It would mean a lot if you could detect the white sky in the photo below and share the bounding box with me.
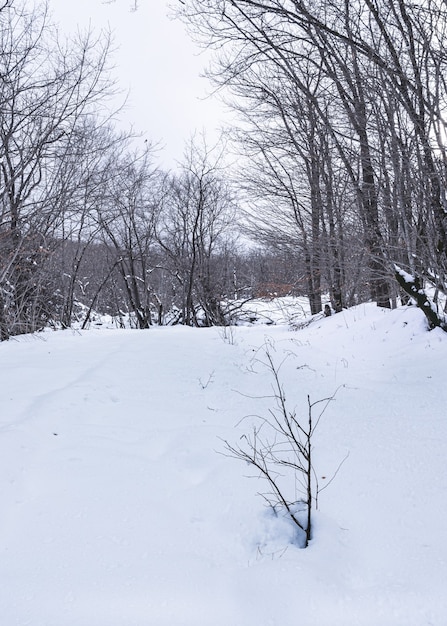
[48,0,226,167]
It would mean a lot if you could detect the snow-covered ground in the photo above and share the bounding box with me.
[1,302,446,625]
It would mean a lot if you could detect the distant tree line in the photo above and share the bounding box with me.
[2,0,447,339]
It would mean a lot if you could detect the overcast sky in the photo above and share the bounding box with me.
[49,0,226,167]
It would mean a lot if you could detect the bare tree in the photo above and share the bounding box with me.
[231,68,352,314]
[0,0,115,338]
[97,145,164,328]
[50,121,131,328]
[156,135,237,326]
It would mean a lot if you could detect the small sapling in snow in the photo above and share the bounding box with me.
[224,345,342,548]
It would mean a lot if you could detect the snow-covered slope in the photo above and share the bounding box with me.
[1,303,446,625]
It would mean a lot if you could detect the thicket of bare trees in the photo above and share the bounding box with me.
[0,1,248,337]
[179,0,447,318]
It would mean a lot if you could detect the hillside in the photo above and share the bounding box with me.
[0,303,446,625]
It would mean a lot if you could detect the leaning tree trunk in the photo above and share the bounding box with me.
[395,265,447,331]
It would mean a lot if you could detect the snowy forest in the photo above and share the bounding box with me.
[1,0,447,339]
[2,2,447,623]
